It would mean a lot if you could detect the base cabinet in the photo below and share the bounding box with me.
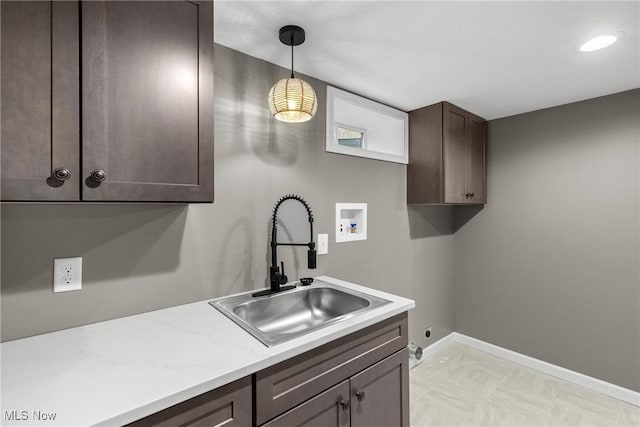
[256,313,408,426]
[263,349,409,427]
[127,313,409,427]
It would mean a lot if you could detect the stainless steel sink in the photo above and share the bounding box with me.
[209,280,391,346]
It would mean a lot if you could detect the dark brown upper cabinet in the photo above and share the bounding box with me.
[0,1,214,203]
[81,1,213,202]
[1,1,80,201]
[407,101,486,205]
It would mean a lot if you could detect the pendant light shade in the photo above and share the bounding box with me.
[268,78,317,123]
[268,25,317,123]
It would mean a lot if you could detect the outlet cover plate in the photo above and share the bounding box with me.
[54,257,82,293]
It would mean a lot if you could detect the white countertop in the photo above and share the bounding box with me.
[1,276,414,426]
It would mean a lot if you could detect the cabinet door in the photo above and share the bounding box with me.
[127,376,251,427]
[467,113,486,204]
[442,102,468,204]
[262,380,350,427]
[1,1,79,201]
[81,1,214,202]
[350,348,409,427]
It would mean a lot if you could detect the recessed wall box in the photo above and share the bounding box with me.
[335,203,367,243]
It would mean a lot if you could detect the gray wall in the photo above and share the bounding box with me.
[454,89,640,392]
[6,43,635,393]
[1,45,455,346]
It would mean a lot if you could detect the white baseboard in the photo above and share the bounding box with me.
[416,332,640,407]
[409,332,457,369]
[420,332,458,359]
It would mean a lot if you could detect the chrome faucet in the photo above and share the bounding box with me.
[253,194,316,297]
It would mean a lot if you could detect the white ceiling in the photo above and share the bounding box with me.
[214,1,639,120]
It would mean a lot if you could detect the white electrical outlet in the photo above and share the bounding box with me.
[54,257,82,293]
[318,233,328,255]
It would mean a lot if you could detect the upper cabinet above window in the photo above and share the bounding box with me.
[326,86,409,164]
[1,1,214,203]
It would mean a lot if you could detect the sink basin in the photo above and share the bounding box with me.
[209,280,391,346]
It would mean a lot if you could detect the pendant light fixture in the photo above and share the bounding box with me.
[268,25,317,123]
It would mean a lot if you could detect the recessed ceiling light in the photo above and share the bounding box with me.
[579,35,618,52]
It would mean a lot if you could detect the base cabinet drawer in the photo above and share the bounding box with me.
[127,376,252,427]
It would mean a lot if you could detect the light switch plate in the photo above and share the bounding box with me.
[54,257,82,293]
[318,234,328,255]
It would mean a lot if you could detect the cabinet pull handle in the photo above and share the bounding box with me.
[52,167,71,181]
[339,400,350,410]
[355,391,366,401]
[470,192,475,198]
[90,169,106,182]
[465,192,471,198]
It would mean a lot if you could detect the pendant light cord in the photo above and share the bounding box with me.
[290,35,295,78]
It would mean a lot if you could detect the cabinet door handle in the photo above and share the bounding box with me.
[339,400,350,410]
[52,167,71,181]
[90,169,106,182]
[465,192,471,198]
[355,391,366,401]
[470,192,475,198]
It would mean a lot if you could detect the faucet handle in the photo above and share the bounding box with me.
[279,262,288,284]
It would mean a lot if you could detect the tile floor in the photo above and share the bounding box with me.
[410,342,640,427]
